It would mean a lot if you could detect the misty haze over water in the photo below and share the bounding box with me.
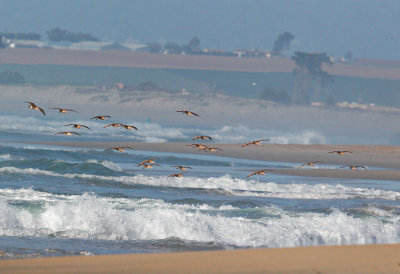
[1,0,400,59]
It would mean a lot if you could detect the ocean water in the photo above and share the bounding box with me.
[0,113,399,259]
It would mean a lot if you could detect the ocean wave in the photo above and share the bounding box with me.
[1,167,399,200]
[0,193,398,247]
[0,114,329,144]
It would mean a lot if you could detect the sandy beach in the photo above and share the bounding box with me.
[1,244,400,273]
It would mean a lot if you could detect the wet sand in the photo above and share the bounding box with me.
[26,141,400,180]
[1,244,400,273]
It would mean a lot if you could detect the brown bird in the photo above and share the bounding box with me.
[187,144,209,151]
[247,169,269,178]
[64,124,91,130]
[138,158,160,166]
[90,115,111,120]
[171,165,192,171]
[329,150,352,155]
[177,110,199,117]
[25,102,45,115]
[120,124,138,130]
[168,172,185,178]
[298,161,318,168]
[104,123,122,128]
[205,147,222,152]
[49,107,78,113]
[193,135,212,141]
[105,147,134,152]
[140,163,159,169]
[54,131,80,136]
[339,165,367,170]
[241,139,270,147]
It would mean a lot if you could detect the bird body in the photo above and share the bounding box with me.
[26,102,45,115]
[329,150,352,155]
[138,158,160,166]
[298,161,318,168]
[105,147,134,152]
[247,169,269,177]
[120,124,138,130]
[188,144,209,151]
[206,147,222,152]
[91,115,111,120]
[54,131,80,136]
[340,165,367,170]
[241,139,270,147]
[140,163,159,169]
[177,110,199,117]
[168,172,184,178]
[193,135,212,141]
[104,123,121,128]
[171,165,192,171]
[64,124,91,130]
[49,107,78,113]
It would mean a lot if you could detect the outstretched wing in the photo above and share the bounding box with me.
[38,107,46,115]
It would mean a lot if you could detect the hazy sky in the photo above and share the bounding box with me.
[1,0,400,60]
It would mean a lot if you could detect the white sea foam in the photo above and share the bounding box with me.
[210,125,326,144]
[1,167,399,200]
[0,193,398,247]
[86,160,122,172]
[0,154,11,160]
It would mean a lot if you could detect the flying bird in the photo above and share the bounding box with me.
[328,150,352,155]
[140,163,159,169]
[339,165,367,170]
[25,102,45,115]
[241,139,270,147]
[105,147,134,152]
[64,124,91,130]
[298,161,318,168]
[138,158,160,166]
[187,144,209,151]
[49,107,78,113]
[104,123,122,128]
[120,124,138,130]
[54,131,80,136]
[168,172,185,178]
[171,165,192,171]
[90,115,111,120]
[176,110,199,117]
[193,135,212,141]
[247,169,270,178]
[205,147,222,152]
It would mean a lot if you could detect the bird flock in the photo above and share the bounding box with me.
[26,102,367,178]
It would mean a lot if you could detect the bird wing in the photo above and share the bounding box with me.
[83,125,91,130]
[26,102,36,107]
[193,136,200,140]
[67,109,78,113]
[241,143,250,147]
[297,163,307,168]
[39,107,46,115]
[191,112,200,117]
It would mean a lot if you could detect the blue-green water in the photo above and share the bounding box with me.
[0,140,399,259]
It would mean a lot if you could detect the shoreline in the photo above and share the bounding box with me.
[22,141,400,181]
[1,244,400,273]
